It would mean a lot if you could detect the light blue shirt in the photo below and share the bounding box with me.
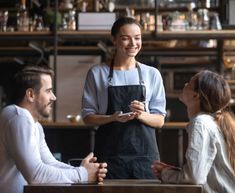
[161,113,235,193]
[81,62,166,118]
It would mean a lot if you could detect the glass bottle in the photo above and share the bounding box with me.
[197,9,209,30]
[187,2,197,30]
[210,12,222,30]
[17,0,29,31]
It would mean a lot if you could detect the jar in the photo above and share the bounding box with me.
[197,9,209,30]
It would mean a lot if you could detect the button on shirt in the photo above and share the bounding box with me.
[161,114,235,193]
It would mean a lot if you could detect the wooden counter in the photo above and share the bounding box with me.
[40,122,188,166]
[24,180,202,193]
[41,121,188,130]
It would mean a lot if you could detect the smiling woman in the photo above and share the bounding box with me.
[81,17,166,179]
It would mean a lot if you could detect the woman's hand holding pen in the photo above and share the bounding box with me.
[129,100,146,119]
[129,100,164,128]
[111,100,145,123]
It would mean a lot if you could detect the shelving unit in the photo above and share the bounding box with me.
[0,30,232,126]
[1,29,235,99]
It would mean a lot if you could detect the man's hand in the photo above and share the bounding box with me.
[81,152,107,183]
[97,162,108,184]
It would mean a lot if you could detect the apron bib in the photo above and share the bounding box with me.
[95,62,160,179]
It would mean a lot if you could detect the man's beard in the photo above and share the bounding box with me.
[36,102,52,119]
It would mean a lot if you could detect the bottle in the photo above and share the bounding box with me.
[197,9,209,30]
[17,0,29,31]
[187,2,197,30]
[68,10,76,31]
[0,11,8,32]
[210,12,222,30]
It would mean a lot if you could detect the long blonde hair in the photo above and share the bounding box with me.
[194,70,235,174]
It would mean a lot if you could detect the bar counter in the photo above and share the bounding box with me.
[24,179,202,193]
[41,121,188,129]
[41,121,188,166]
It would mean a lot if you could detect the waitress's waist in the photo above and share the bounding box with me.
[95,155,158,160]
[94,143,159,157]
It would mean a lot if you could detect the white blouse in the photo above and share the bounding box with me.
[161,113,235,193]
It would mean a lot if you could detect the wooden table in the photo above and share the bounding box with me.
[24,179,203,193]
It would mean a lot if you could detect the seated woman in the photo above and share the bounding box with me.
[152,70,235,193]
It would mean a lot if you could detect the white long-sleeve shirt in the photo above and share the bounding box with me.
[161,113,235,193]
[0,105,88,193]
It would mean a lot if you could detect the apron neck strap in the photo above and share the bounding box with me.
[108,59,114,81]
[136,63,144,85]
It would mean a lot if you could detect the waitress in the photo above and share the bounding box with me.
[81,17,166,179]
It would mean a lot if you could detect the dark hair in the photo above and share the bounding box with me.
[12,65,54,104]
[193,70,235,173]
[111,17,142,37]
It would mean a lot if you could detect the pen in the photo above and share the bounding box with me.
[140,101,146,111]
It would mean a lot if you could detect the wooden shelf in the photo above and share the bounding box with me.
[1,30,235,41]
[0,31,53,41]
[55,30,235,40]
[155,30,235,40]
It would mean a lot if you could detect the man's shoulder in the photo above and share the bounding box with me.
[1,105,17,116]
[1,105,32,123]
[0,105,18,129]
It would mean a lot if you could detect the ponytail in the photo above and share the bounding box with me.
[215,111,235,174]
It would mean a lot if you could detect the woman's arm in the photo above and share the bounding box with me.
[129,100,165,128]
[159,119,217,184]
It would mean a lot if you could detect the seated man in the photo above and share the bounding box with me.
[0,65,107,193]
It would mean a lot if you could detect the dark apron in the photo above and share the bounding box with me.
[94,62,160,179]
